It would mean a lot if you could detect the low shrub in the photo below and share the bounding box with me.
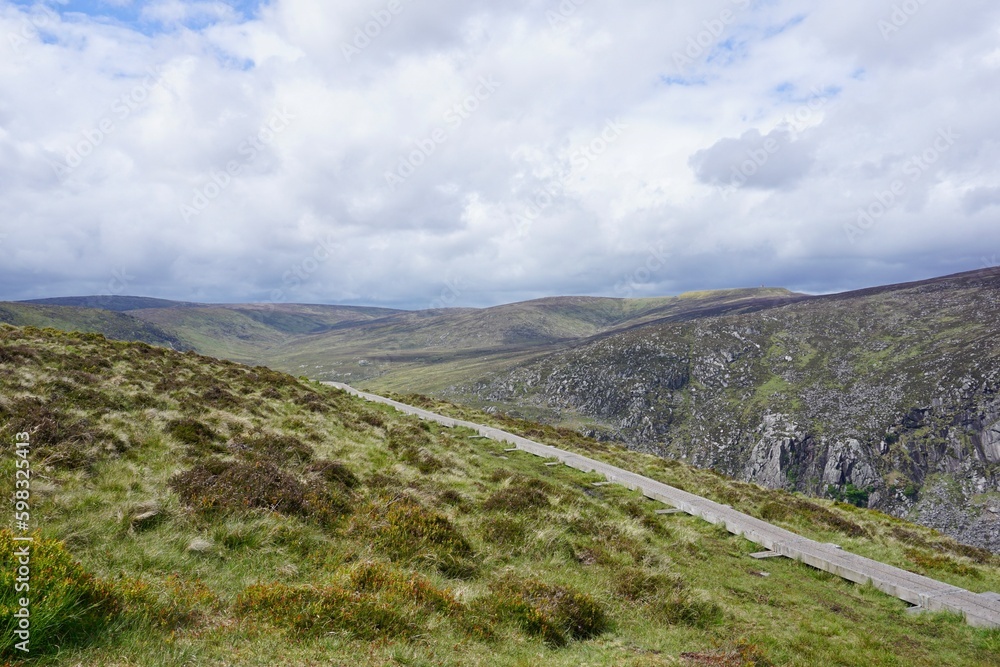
[399,445,444,474]
[904,548,981,578]
[0,531,143,658]
[235,582,416,640]
[170,459,303,515]
[171,457,353,528]
[308,459,360,489]
[614,567,684,602]
[480,576,608,647]
[758,502,791,522]
[480,516,528,549]
[680,641,775,666]
[201,385,244,410]
[0,343,39,364]
[165,418,222,455]
[650,588,723,628]
[483,486,550,514]
[238,431,314,465]
[483,474,554,514]
[346,561,460,614]
[387,423,431,450]
[0,397,113,469]
[786,498,869,538]
[236,561,480,641]
[348,494,475,576]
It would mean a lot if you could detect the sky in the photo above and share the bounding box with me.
[1,0,999,309]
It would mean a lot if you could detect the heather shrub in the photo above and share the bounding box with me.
[478,576,608,647]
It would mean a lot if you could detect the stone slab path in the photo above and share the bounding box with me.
[326,382,1000,629]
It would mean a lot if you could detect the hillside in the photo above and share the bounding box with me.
[7,271,1000,555]
[3,289,802,393]
[0,301,404,366]
[2,325,1000,665]
[452,267,1000,552]
[258,288,801,393]
[0,303,186,349]
[130,303,402,364]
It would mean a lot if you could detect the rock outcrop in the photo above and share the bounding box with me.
[455,269,1000,551]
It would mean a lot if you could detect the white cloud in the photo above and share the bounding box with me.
[0,0,998,306]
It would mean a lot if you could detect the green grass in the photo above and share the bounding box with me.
[1,324,999,665]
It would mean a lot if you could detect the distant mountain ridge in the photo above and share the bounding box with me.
[21,295,203,311]
[6,267,1000,551]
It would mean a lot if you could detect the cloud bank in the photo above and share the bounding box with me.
[1,0,998,308]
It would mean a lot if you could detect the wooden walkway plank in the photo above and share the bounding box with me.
[324,382,1000,629]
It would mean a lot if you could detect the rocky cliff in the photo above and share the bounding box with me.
[456,268,1000,551]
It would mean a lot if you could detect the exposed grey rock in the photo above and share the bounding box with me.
[454,272,1000,551]
[187,538,214,554]
[129,501,163,532]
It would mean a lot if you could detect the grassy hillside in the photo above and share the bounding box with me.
[0,304,185,349]
[260,289,802,393]
[1,325,999,665]
[8,289,803,395]
[130,304,400,364]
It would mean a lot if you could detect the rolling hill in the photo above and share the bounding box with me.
[5,269,1000,555]
[2,324,999,665]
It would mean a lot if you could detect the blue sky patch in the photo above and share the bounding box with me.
[11,0,264,35]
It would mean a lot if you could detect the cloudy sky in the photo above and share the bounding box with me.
[1,0,998,309]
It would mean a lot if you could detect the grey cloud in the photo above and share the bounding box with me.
[689,127,815,191]
[964,186,1000,215]
[1,1,999,308]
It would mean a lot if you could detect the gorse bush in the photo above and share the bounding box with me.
[0,531,144,658]
[235,561,475,641]
[348,494,475,576]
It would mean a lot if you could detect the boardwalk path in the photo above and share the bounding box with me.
[325,382,1000,629]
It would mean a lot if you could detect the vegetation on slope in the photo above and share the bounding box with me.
[453,268,1000,550]
[0,304,184,350]
[0,325,998,665]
